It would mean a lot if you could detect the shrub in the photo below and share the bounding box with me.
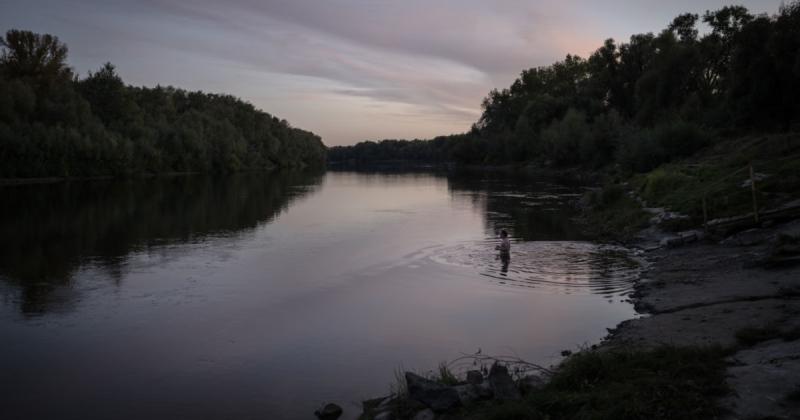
[653,120,709,160]
[616,121,709,173]
[641,168,693,204]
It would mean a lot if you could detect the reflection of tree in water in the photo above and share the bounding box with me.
[446,171,588,241]
[329,167,590,241]
[445,171,640,296]
[0,171,323,314]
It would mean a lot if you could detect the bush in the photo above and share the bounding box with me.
[616,121,709,173]
[641,167,693,204]
[616,130,666,173]
[654,120,709,159]
[464,346,730,420]
[529,346,730,420]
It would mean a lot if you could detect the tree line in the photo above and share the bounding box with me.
[329,3,800,173]
[0,30,327,178]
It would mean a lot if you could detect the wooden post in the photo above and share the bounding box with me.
[750,163,759,224]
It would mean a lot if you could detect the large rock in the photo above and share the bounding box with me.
[488,364,521,401]
[405,372,461,412]
[314,402,343,420]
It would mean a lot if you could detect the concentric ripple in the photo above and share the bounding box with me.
[430,240,641,297]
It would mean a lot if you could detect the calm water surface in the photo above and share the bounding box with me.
[0,170,640,419]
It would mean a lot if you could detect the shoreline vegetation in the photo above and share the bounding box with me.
[330,2,800,173]
[0,30,327,179]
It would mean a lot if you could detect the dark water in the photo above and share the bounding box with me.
[0,170,640,419]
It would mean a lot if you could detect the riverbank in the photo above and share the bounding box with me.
[344,220,800,420]
[318,133,800,419]
[608,218,800,419]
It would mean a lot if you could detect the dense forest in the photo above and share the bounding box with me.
[330,3,800,173]
[0,30,326,178]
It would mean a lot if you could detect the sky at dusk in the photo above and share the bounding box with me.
[1,0,782,146]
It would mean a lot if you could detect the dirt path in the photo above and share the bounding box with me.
[606,220,800,419]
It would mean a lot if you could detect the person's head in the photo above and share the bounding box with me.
[500,229,508,238]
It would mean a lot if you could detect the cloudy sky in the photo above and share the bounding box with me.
[2,0,781,145]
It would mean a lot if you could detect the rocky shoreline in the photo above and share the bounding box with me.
[608,218,800,419]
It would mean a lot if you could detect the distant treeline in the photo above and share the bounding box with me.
[0,30,326,178]
[330,3,800,172]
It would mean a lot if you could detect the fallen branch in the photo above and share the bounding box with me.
[446,350,555,379]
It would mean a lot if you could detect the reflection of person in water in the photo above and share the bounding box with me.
[496,229,511,274]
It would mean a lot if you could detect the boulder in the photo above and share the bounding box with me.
[405,372,460,412]
[488,364,521,401]
[314,402,343,420]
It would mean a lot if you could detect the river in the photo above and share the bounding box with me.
[0,169,640,419]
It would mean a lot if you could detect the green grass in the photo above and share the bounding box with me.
[579,132,800,239]
[632,133,800,223]
[437,362,460,386]
[463,346,731,420]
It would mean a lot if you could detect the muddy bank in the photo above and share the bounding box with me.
[607,219,800,419]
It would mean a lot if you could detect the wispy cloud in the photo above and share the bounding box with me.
[1,0,779,145]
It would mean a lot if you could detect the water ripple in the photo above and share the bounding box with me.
[430,240,641,297]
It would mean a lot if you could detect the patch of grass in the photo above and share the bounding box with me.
[642,167,694,205]
[465,346,730,420]
[436,362,460,386]
[582,133,800,238]
[633,133,800,223]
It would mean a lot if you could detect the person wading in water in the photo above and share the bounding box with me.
[496,229,511,274]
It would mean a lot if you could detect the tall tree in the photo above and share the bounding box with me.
[0,29,71,83]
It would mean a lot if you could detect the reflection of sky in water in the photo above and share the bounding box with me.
[0,170,638,420]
